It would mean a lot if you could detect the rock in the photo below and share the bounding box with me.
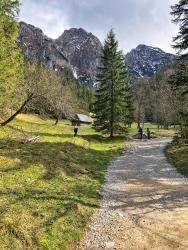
[19,22,71,71]
[56,28,102,84]
[105,241,115,248]
[19,22,177,85]
[126,44,176,79]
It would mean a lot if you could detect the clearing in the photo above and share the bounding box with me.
[78,138,188,250]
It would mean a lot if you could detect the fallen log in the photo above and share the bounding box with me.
[21,135,40,144]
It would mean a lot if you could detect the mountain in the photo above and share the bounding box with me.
[126,44,176,78]
[19,22,176,84]
[19,22,102,84]
[55,28,102,84]
[19,22,71,71]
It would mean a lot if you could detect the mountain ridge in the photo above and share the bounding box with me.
[126,44,176,78]
[19,22,176,83]
[55,27,102,84]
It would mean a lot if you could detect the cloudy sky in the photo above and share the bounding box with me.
[20,0,179,54]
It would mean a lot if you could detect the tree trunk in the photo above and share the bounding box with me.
[54,112,62,125]
[137,105,141,128]
[110,80,115,138]
[54,118,59,125]
[110,128,114,138]
[1,94,34,126]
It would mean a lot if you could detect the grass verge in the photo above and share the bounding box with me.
[165,137,188,178]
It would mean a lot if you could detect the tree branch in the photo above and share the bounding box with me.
[1,93,34,126]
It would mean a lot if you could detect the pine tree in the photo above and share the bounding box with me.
[121,60,134,127]
[94,30,132,137]
[170,1,188,138]
[124,88,134,127]
[171,0,188,53]
[0,0,24,118]
[169,58,188,138]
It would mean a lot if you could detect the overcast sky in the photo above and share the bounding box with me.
[20,0,179,54]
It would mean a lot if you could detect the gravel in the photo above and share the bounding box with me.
[77,138,188,250]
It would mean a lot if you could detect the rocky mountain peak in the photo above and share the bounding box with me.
[56,28,102,84]
[126,44,176,78]
[19,22,176,85]
[60,27,90,40]
[19,21,70,71]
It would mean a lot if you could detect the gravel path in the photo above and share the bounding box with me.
[77,138,188,250]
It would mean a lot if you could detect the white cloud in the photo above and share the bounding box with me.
[20,0,70,38]
[20,0,179,53]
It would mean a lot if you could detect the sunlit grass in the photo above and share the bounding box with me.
[0,114,176,249]
[165,138,188,178]
[0,114,125,249]
[128,123,176,137]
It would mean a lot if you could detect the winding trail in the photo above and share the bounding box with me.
[77,138,188,250]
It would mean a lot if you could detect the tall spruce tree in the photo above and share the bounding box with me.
[124,86,134,127]
[94,30,131,137]
[0,0,24,118]
[169,58,188,137]
[121,61,134,127]
[170,1,188,138]
[171,0,188,53]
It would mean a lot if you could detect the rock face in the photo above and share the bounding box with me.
[19,22,70,71]
[19,22,176,84]
[126,44,176,78]
[55,28,102,84]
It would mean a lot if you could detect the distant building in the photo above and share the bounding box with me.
[71,114,93,126]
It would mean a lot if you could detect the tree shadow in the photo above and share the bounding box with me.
[101,146,188,212]
[0,139,112,180]
[0,136,116,247]
[7,124,128,142]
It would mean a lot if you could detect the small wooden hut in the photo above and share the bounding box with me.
[71,114,93,126]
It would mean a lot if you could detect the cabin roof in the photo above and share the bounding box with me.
[74,114,92,123]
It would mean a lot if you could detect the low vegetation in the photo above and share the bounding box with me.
[128,123,176,138]
[0,114,125,249]
[165,137,188,178]
[0,114,176,249]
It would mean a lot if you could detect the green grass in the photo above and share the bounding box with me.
[0,114,126,250]
[128,123,176,138]
[0,114,176,249]
[165,137,188,178]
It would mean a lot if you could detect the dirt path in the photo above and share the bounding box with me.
[77,138,188,250]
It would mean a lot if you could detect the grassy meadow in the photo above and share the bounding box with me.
[0,114,126,249]
[0,114,176,249]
